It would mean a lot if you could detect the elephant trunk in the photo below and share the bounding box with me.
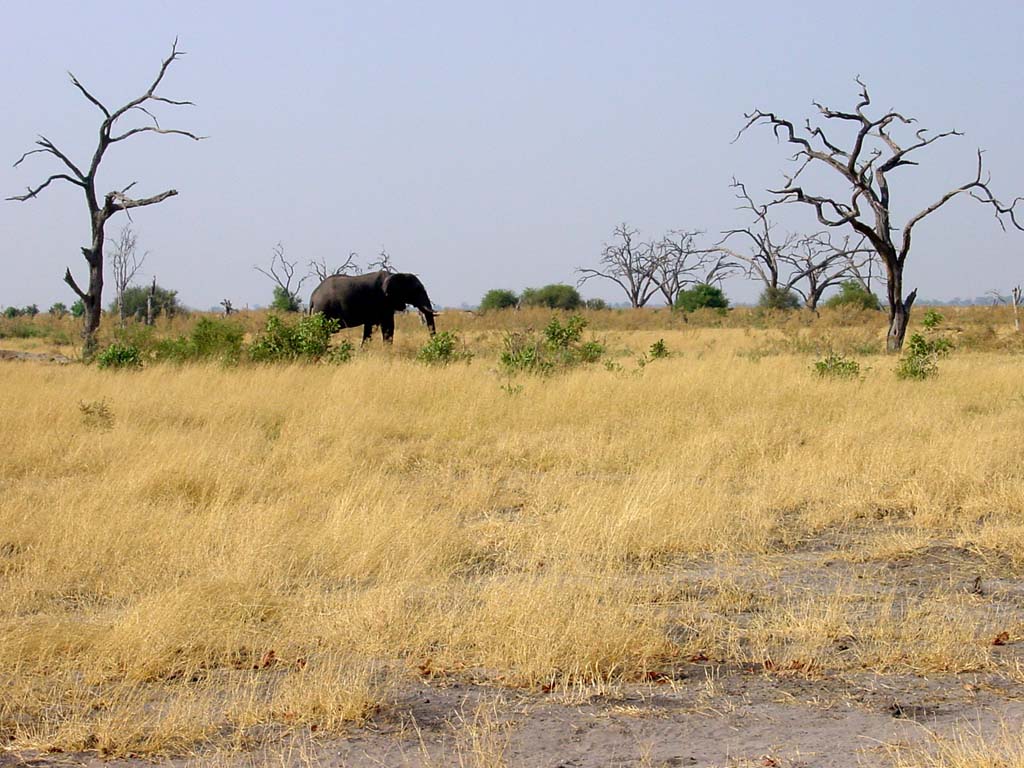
[420,307,436,336]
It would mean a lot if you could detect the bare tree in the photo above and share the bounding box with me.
[255,242,308,312]
[990,286,1023,332]
[220,299,234,316]
[737,78,1023,350]
[650,230,737,307]
[787,233,873,311]
[367,248,395,273]
[309,252,360,283]
[108,224,148,326]
[578,224,660,308]
[7,40,202,355]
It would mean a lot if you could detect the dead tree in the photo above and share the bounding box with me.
[650,230,737,307]
[737,78,1023,351]
[255,243,308,311]
[108,224,147,326]
[7,40,202,356]
[788,233,872,311]
[1015,286,1023,333]
[367,248,395,273]
[577,223,660,308]
[220,299,234,315]
[309,252,360,282]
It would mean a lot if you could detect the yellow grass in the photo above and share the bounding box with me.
[1,311,1023,756]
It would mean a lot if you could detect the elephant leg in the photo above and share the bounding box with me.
[381,316,395,344]
[361,324,374,345]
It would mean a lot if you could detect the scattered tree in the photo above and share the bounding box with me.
[758,285,801,311]
[737,78,1023,350]
[309,252,360,283]
[22,304,40,317]
[717,179,866,311]
[578,224,659,308]
[650,229,735,307]
[49,302,68,317]
[7,40,202,356]
[219,299,234,315]
[367,248,395,273]
[255,243,308,313]
[825,279,882,311]
[675,283,729,313]
[117,283,179,321]
[108,224,147,326]
[520,284,582,310]
[584,298,609,310]
[480,289,519,311]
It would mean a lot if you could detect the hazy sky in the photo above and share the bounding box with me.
[2,1,1022,310]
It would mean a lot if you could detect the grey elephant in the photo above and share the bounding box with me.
[308,270,437,344]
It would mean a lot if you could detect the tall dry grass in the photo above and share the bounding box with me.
[1,315,1023,756]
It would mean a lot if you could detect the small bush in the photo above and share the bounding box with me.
[48,302,68,317]
[249,313,341,363]
[896,333,941,380]
[326,339,355,364]
[520,284,582,310]
[479,289,519,311]
[824,280,881,311]
[79,399,114,430]
[71,300,85,318]
[675,284,729,313]
[500,314,603,374]
[921,308,944,330]
[97,343,142,370]
[417,331,472,365]
[758,286,801,311]
[153,318,245,364]
[813,352,861,379]
[648,339,670,359]
[584,298,609,310]
[270,285,303,313]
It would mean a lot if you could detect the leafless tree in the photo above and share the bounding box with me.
[255,242,308,311]
[990,286,1023,332]
[220,299,234,315]
[108,224,147,326]
[650,229,737,307]
[737,78,1023,351]
[578,224,659,308]
[309,252,360,283]
[367,248,395,273]
[7,40,202,355]
[787,233,874,311]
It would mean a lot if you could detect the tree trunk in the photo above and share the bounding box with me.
[146,277,156,326]
[81,240,104,358]
[886,290,917,353]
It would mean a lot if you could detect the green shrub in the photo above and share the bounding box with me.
[249,313,341,363]
[0,320,47,339]
[115,284,181,320]
[153,317,245,364]
[270,285,302,313]
[813,352,861,379]
[326,339,355,364]
[500,314,603,374]
[921,308,944,330]
[675,284,729,313]
[417,331,472,365]
[479,289,519,311]
[895,333,943,380]
[584,298,609,310]
[48,302,68,317]
[758,286,801,311]
[71,300,85,318]
[520,284,582,310]
[97,343,142,370]
[648,339,670,359]
[824,280,881,311]
[3,307,20,319]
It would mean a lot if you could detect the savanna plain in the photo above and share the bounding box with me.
[2,307,1024,768]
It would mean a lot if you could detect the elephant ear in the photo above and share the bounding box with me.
[383,273,418,309]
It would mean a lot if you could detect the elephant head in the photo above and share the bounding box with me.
[382,272,437,335]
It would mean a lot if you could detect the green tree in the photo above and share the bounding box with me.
[270,285,302,313]
[520,284,582,310]
[674,283,729,312]
[49,302,68,317]
[479,289,519,311]
[71,300,85,318]
[824,280,882,311]
[758,286,801,311]
[584,298,609,310]
[115,284,181,320]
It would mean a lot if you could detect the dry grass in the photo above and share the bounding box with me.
[1,308,1023,757]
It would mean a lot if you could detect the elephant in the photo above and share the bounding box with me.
[308,270,437,344]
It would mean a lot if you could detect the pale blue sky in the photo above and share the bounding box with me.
[2,1,1022,309]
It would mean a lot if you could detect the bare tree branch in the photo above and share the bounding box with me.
[309,252,360,282]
